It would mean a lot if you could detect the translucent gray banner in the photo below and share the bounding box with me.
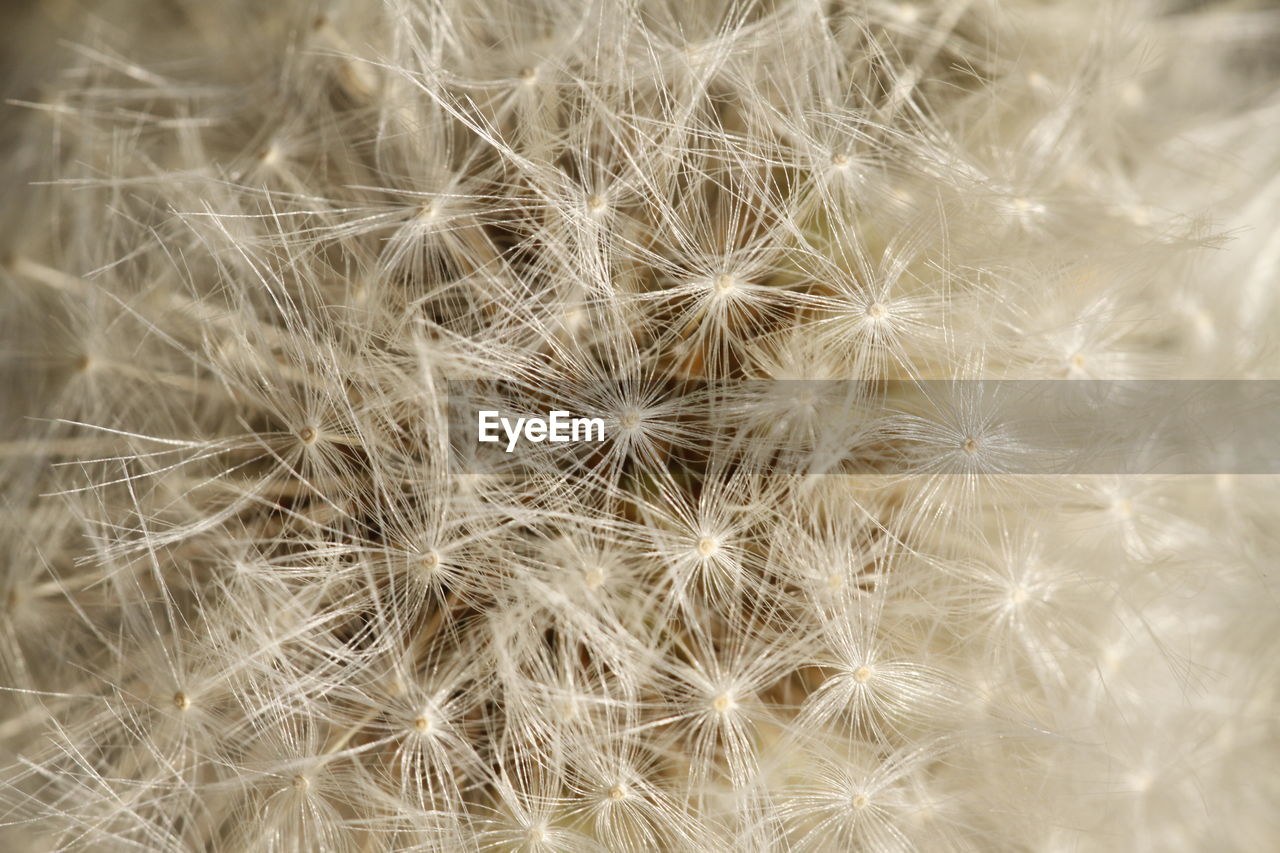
[445,380,1280,475]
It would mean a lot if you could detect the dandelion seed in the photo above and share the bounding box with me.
[893,3,920,24]
[713,274,737,296]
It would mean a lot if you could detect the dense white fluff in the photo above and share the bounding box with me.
[1,0,1278,850]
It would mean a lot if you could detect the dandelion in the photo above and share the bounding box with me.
[1,0,1278,850]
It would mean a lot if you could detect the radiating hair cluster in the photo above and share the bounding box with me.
[1,0,1278,850]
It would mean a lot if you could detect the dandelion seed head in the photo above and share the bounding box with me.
[1,0,1275,850]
